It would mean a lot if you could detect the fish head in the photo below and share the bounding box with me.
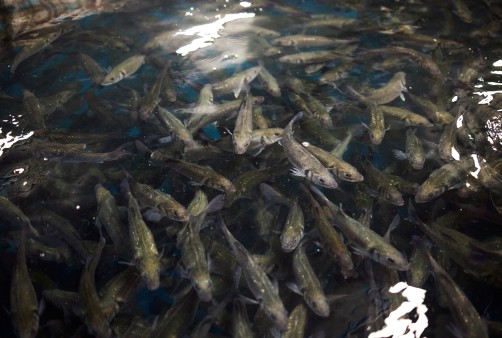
[338,167,364,182]
[233,135,252,155]
[382,186,404,206]
[191,270,213,302]
[310,171,338,189]
[280,230,302,252]
[339,253,355,279]
[265,301,289,331]
[305,290,330,318]
[168,207,190,222]
[415,183,445,203]
[409,153,425,170]
[370,247,410,271]
[138,257,160,290]
[369,128,385,145]
[101,72,124,86]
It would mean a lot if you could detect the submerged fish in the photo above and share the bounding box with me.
[101,54,146,86]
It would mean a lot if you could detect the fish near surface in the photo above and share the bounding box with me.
[217,214,288,331]
[233,91,254,154]
[11,230,39,338]
[281,112,338,189]
[127,193,160,291]
[413,237,488,338]
[415,156,474,203]
[101,54,146,86]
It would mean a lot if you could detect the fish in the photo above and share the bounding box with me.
[300,184,354,278]
[392,128,426,169]
[95,183,132,258]
[22,89,46,129]
[379,105,434,127]
[155,106,195,148]
[79,237,112,338]
[319,62,353,84]
[291,240,330,317]
[232,298,257,338]
[139,62,168,120]
[452,0,473,23]
[281,112,338,189]
[187,189,208,217]
[10,230,39,338]
[101,54,146,86]
[217,214,289,331]
[279,50,350,64]
[361,161,404,206]
[366,104,386,145]
[280,198,305,252]
[10,30,61,74]
[282,303,308,338]
[99,266,142,320]
[301,141,363,182]
[415,156,474,203]
[127,192,160,290]
[76,52,106,85]
[211,66,261,98]
[310,186,409,271]
[0,196,39,236]
[438,118,460,162]
[406,93,454,125]
[257,64,281,97]
[272,35,356,47]
[233,91,254,154]
[150,287,200,338]
[151,153,236,195]
[177,195,224,302]
[358,47,441,78]
[348,72,407,105]
[413,237,488,338]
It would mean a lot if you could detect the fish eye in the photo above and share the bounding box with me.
[311,301,318,309]
[386,257,395,265]
[269,314,277,322]
[344,173,352,178]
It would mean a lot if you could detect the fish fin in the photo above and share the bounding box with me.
[384,214,400,242]
[143,208,163,222]
[392,149,407,160]
[290,167,305,177]
[399,92,406,101]
[158,135,173,143]
[117,260,135,266]
[351,246,368,257]
[285,282,303,296]
[238,294,259,305]
[361,122,369,130]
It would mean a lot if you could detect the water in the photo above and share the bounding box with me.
[1,0,502,337]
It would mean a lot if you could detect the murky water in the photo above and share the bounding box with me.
[1,0,502,337]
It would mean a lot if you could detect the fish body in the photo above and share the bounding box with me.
[211,66,261,98]
[415,156,474,203]
[155,106,195,147]
[22,89,45,129]
[76,52,106,85]
[95,184,132,258]
[258,66,281,97]
[218,216,288,331]
[151,154,236,195]
[352,72,407,105]
[407,93,454,125]
[11,30,61,74]
[279,50,348,64]
[280,198,305,252]
[79,237,112,338]
[438,119,459,162]
[282,112,338,189]
[272,35,355,47]
[11,232,39,338]
[232,299,257,338]
[292,241,330,317]
[233,92,254,154]
[379,105,434,127]
[282,303,308,338]
[368,104,386,145]
[139,63,168,120]
[101,54,146,86]
[311,187,409,270]
[362,161,404,206]
[413,237,488,338]
[405,128,425,169]
[302,142,363,182]
[127,194,160,290]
